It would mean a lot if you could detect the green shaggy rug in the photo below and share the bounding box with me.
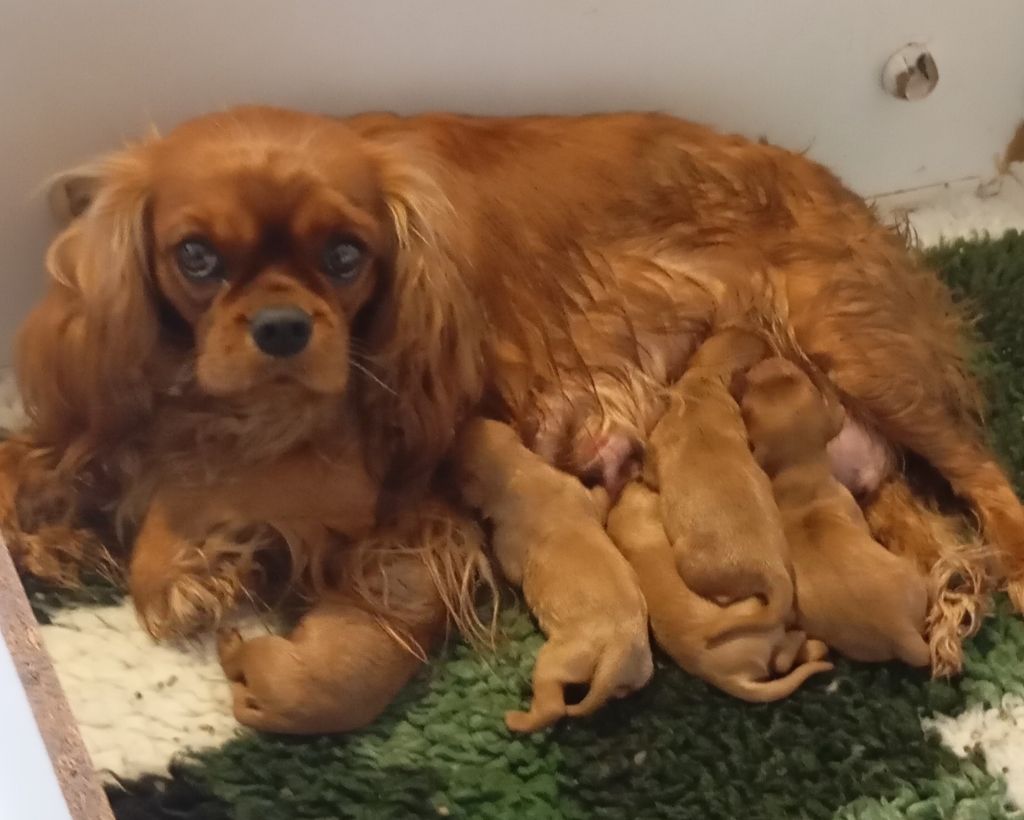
[26,232,1024,819]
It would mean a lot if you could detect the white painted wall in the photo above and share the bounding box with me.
[2,0,1022,365]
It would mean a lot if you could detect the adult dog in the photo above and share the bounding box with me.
[3,107,1017,728]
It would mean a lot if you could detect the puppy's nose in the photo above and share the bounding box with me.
[249,306,312,358]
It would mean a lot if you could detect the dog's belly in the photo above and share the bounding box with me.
[428,112,970,502]
[827,418,893,497]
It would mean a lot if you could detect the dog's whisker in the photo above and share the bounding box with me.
[348,351,375,365]
[349,359,398,396]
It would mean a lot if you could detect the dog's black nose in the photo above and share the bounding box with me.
[249,306,312,358]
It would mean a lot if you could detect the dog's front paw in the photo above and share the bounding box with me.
[132,551,245,640]
[131,522,277,640]
[5,523,111,587]
[507,616,653,733]
[2,458,112,586]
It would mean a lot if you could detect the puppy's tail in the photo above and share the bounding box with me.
[711,660,833,703]
[703,592,790,647]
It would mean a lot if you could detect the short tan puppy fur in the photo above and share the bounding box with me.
[608,482,832,701]
[645,328,792,620]
[740,358,930,666]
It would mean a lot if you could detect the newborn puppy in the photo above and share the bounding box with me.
[456,418,652,732]
[607,483,832,701]
[215,502,467,734]
[218,594,440,734]
[645,327,793,618]
[740,358,931,667]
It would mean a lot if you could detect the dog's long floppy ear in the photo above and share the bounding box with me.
[360,139,487,485]
[17,146,158,467]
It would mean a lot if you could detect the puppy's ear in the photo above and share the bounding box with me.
[824,396,847,441]
[360,139,485,483]
[17,147,158,467]
[728,369,750,403]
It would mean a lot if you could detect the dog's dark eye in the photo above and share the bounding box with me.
[175,237,223,281]
[321,237,364,282]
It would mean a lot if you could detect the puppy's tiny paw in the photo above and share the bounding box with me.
[508,620,653,733]
[800,638,830,663]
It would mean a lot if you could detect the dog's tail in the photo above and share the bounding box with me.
[711,659,834,703]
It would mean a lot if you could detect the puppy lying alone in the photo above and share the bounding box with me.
[740,358,931,667]
[218,594,438,735]
[645,327,793,620]
[607,482,832,701]
[215,503,470,734]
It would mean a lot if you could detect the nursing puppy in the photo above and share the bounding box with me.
[607,482,832,701]
[455,418,652,732]
[644,327,792,619]
[740,358,931,666]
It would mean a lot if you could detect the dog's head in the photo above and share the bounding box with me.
[142,109,388,397]
[738,357,844,469]
[21,107,484,477]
